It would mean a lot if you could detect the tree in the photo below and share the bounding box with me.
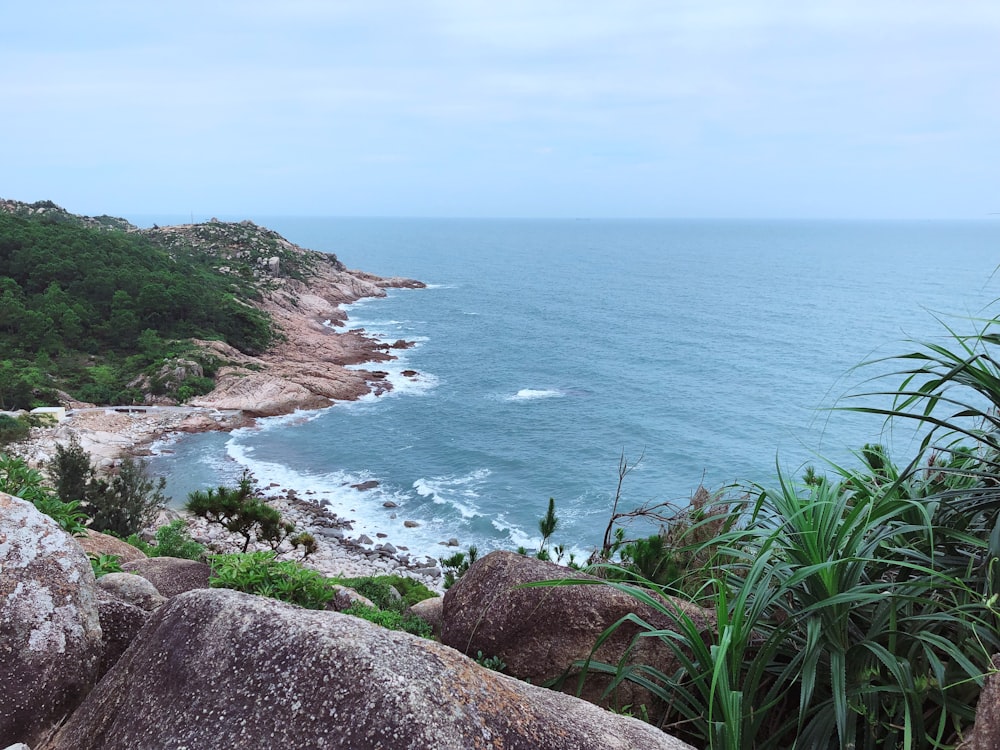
[538,497,559,555]
[186,471,295,553]
[85,457,167,537]
[48,435,96,503]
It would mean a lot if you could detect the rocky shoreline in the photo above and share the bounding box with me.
[10,217,447,590]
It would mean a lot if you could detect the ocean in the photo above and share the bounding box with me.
[139,217,1000,562]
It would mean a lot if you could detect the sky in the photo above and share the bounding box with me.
[2,1,998,220]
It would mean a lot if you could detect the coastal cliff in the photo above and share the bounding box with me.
[143,218,425,416]
[0,199,424,418]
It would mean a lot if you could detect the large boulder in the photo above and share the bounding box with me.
[408,595,444,637]
[47,588,695,750]
[441,550,714,717]
[120,556,211,597]
[0,493,103,746]
[76,529,146,564]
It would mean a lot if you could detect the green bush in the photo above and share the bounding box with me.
[342,603,433,638]
[89,553,123,577]
[441,545,478,589]
[558,315,1000,750]
[0,453,87,534]
[49,435,95,503]
[208,550,335,610]
[126,519,205,560]
[0,414,30,445]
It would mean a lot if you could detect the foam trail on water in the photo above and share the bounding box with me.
[506,388,564,401]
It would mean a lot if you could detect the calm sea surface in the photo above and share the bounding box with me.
[138,218,1000,560]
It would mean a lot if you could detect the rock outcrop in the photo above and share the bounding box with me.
[46,588,695,750]
[142,219,428,417]
[441,550,714,718]
[0,493,103,747]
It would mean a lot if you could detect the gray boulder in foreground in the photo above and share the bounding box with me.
[0,493,103,747]
[46,588,695,750]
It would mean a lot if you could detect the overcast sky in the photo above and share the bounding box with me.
[2,1,998,220]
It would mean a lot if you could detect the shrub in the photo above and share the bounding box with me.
[441,545,478,589]
[126,519,205,561]
[0,414,30,445]
[89,553,123,577]
[475,651,507,672]
[208,550,335,610]
[560,314,1000,750]
[342,603,433,638]
[85,457,167,537]
[49,435,95,503]
[0,453,87,534]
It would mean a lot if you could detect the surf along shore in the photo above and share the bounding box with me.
[14,218,448,590]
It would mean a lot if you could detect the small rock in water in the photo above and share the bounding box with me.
[390,513,397,519]
[404,520,420,528]
[447,538,460,547]
[357,534,373,545]
[376,532,388,539]
[352,480,380,491]
[382,500,399,508]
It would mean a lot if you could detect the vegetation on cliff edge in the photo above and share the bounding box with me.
[0,204,274,408]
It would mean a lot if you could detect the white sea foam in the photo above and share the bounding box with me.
[223,437,450,561]
[412,469,489,520]
[506,388,564,401]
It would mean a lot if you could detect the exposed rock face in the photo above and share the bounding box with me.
[120,557,211,598]
[441,550,715,717]
[0,493,103,747]
[48,588,695,750]
[170,221,427,416]
[962,653,1000,749]
[76,530,147,564]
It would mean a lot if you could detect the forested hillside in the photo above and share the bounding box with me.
[0,201,273,409]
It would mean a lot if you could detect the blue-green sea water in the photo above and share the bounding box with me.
[137,217,1000,561]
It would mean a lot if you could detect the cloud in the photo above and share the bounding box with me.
[1,1,998,217]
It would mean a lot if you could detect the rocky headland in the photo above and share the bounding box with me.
[4,202,442,589]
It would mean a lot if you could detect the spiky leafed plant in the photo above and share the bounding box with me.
[546,312,1000,750]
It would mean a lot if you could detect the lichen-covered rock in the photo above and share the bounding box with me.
[0,492,103,746]
[120,556,211,598]
[441,550,714,718]
[47,588,695,750]
[95,572,166,611]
